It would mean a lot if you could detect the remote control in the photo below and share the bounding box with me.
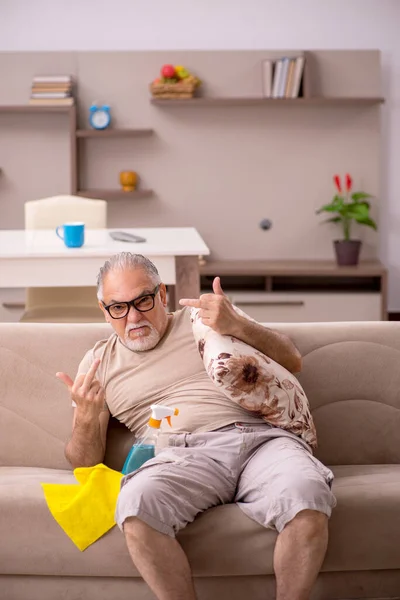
[109,231,147,243]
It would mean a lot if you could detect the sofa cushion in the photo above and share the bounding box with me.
[324,464,400,571]
[0,322,111,469]
[1,464,400,577]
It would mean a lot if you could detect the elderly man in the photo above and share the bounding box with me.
[57,252,335,600]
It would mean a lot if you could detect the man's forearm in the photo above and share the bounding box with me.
[65,412,105,468]
[230,314,302,373]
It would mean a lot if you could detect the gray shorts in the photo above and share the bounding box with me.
[116,423,336,537]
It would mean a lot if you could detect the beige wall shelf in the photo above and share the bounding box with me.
[76,128,153,138]
[200,259,387,277]
[72,112,154,196]
[0,105,155,200]
[0,105,74,113]
[77,189,153,200]
[151,97,385,107]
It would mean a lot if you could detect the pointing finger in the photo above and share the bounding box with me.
[179,298,201,308]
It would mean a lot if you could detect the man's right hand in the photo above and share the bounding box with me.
[56,358,105,419]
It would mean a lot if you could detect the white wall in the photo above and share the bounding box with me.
[1,0,400,309]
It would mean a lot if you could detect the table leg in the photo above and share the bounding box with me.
[167,286,176,313]
[174,256,200,310]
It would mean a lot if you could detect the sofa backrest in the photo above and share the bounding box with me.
[1,321,400,469]
[280,321,400,465]
[0,323,112,470]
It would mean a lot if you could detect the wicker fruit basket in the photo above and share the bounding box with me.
[150,65,201,99]
[150,80,197,99]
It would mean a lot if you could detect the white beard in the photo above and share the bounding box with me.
[123,320,161,352]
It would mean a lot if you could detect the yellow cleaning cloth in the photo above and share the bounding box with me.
[41,463,123,551]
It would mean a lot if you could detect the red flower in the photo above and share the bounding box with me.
[345,173,352,192]
[333,174,342,193]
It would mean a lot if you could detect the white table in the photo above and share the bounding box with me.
[0,227,210,310]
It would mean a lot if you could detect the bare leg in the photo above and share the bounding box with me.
[274,510,328,600]
[124,517,197,600]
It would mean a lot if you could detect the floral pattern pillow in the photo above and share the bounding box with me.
[190,307,317,449]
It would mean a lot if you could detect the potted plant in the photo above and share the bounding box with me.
[316,173,377,266]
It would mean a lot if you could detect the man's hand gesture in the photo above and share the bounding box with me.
[179,276,237,336]
[56,358,106,418]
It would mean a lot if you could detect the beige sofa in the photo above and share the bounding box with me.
[1,321,400,600]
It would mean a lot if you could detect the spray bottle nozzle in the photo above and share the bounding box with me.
[148,405,179,429]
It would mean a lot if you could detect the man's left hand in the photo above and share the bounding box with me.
[179,277,238,335]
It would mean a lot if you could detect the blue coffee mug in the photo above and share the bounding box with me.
[56,222,85,248]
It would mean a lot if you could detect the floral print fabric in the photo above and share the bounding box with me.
[190,307,317,449]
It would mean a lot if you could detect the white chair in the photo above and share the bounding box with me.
[20,195,107,323]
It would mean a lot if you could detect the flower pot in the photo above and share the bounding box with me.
[334,240,362,266]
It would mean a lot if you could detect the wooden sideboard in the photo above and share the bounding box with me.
[200,260,387,322]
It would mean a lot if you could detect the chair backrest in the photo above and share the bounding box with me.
[23,196,107,312]
[25,195,107,230]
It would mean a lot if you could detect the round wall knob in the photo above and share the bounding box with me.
[259,218,273,231]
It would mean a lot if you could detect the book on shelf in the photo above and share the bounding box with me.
[271,59,283,98]
[291,56,305,98]
[31,92,70,99]
[31,84,72,93]
[30,74,74,105]
[33,75,72,83]
[278,57,290,98]
[28,97,74,106]
[263,54,305,98]
[262,60,273,97]
[284,59,296,97]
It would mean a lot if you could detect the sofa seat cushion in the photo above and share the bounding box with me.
[0,467,136,577]
[324,464,400,572]
[1,464,400,577]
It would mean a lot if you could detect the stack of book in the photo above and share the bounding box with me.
[29,75,74,106]
[262,56,305,99]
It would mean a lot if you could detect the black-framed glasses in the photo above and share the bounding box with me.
[103,285,160,319]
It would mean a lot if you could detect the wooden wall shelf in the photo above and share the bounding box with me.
[0,105,155,197]
[151,97,385,107]
[77,189,153,200]
[73,120,154,195]
[76,128,153,138]
[200,259,387,277]
[0,105,74,113]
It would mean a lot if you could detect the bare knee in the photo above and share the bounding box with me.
[124,516,154,541]
[285,510,328,541]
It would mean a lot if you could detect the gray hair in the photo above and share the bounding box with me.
[97,252,161,300]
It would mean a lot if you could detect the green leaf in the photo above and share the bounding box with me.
[353,215,378,230]
[351,192,372,202]
[333,195,344,208]
[316,204,340,214]
[324,217,342,224]
[316,195,344,214]
[346,204,370,218]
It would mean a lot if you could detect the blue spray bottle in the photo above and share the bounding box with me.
[122,404,179,475]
